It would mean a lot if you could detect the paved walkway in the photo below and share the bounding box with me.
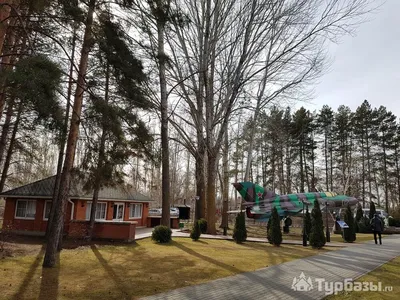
[140,235,400,300]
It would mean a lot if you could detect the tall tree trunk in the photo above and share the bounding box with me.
[206,152,217,234]
[299,143,304,193]
[88,63,110,240]
[157,14,170,227]
[329,139,333,191]
[324,131,329,191]
[184,150,190,201]
[0,19,17,119]
[46,26,76,239]
[195,145,206,220]
[382,136,389,212]
[286,145,291,193]
[361,132,365,207]
[0,96,15,172]
[0,0,15,55]
[220,129,229,231]
[0,100,22,191]
[395,146,400,207]
[366,134,372,199]
[43,0,96,268]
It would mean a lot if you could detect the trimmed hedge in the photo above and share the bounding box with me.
[151,225,172,243]
[198,218,208,234]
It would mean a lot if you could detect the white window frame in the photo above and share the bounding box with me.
[15,200,37,220]
[43,200,52,220]
[113,203,125,221]
[85,202,107,221]
[129,203,143,219]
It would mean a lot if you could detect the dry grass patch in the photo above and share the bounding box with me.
[325,256,400,300]
[0,237,336,300]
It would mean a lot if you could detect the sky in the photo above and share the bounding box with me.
[300,0,400,117]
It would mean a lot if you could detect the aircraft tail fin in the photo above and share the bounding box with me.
[232,182,278,204]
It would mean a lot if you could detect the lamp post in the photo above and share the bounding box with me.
[325,202,330,242]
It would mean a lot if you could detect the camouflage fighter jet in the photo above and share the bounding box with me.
[232,181,359,220]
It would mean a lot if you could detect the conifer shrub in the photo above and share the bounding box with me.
[343,204,356,242]
[266,217,272,242]
[354,203,363,233]
[369,201,376,220]
[198,218,208,234]
[268,207,282,246]
[151,225,172,243]
[309,200,326,249]
[304,207,312,240]
[190,220,201,241]
[232,212,247,243]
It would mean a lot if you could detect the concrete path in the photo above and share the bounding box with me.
[140,235,400,300]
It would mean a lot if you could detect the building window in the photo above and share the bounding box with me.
[129,203,142,219]
[43,201,52,220]
[15,200,36,219]
[85,202,107,220]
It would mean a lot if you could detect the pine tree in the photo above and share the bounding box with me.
[343,204,356,242]
[232,212,247,243]
[268,207,282,246]
[266,217,272,242]
[304,207,312,240]
[332,105,354,195]
[369,201,376,220]
[317,105,334,191]
[355,203,363,233]
[374,106,397,212]
[291,107,314,192]
[309,200,326,248]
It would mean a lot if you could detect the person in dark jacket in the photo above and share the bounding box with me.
[370,213,384,245]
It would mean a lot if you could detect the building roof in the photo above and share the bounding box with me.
[0,175,153,202]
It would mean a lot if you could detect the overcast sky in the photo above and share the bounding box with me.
[299,0,399,117]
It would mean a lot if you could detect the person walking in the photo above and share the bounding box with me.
[371,212,384,245]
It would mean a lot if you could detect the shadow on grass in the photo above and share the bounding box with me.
[12,245,46,300]
[38,252,60,300]
[90,245,131,299]
[171,241,243,273]
[193,240,208,244]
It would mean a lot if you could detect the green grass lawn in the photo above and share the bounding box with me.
[325,256,400,299]
[0,237,337,300]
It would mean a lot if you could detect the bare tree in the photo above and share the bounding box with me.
[243,0,373,181]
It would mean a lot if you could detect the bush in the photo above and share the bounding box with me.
[268,207,282,246]
[232,212,247,243]
[343,204,356,242]
[304,208,312,240]
[309,200,326,249]
[151,225,172,243]
[198,218,208,234]
[388,217,400,227]
[358,216,371,233]
[354,203,363,233]
[266,217,272,242]
[190,220,201,241]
